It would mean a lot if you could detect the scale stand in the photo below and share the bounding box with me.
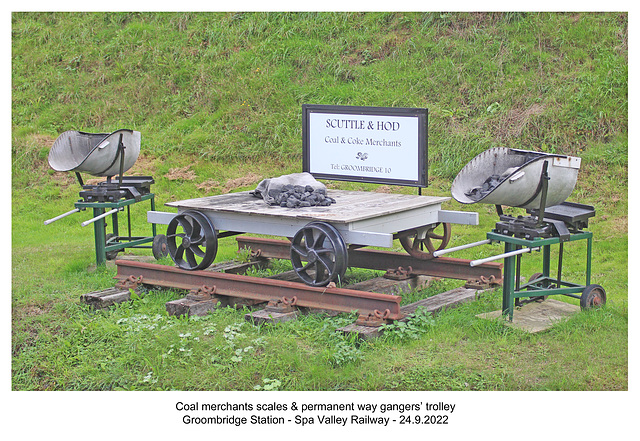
[45,132,167,266]
[483,161,601,320]
[437,159,604,321]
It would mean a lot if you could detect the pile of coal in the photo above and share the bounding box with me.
[250,172,335,207]
[272,184,336,208]
[464,166,520,201]
[465,174,504,201]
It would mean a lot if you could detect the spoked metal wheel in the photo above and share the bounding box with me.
[152,234,169,260]
[166,210,218,270]
[517,272,549,305]
[399,222,452,260]
[290,221,348,287]
[580,284,606,310]
[105,233,119,260]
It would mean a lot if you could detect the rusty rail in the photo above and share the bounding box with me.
[114,260,403,320]
[236,236,503,284]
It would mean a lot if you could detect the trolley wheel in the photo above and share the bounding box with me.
[580,284,606,310]
[166,210,218,270]
[105,233,119,260]
[152,234,169,260]
[399,222,452,260]
[527,272,549,302]
[290,221,348,287]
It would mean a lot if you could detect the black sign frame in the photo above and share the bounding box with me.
[302,104,428,187]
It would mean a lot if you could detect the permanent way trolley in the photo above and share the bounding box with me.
[147,189,478,287]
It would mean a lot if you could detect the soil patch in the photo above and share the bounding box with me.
[375,185,393,193]
[165,165,197,181]
[496,103,545,141]
[221,173,262,192]
[196,179,222,193]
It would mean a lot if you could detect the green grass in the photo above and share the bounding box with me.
[12,12,627,391]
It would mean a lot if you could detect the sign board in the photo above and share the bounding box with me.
[302,104,428,187]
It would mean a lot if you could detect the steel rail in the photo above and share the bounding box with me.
[114,260,403,320]
[235,236,503,283]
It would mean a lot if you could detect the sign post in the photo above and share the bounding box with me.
[302,104,428,187]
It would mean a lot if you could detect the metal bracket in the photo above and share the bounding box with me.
[186,285,217,301]
[384,266,414,280]
[115,275,143,290]
[356,309,392,327]
[265,296,298,313]
[464,274,501,290]
[547,218,571,242]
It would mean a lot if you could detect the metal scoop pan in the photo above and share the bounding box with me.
[48,129,141,177]
[451,147,581,209]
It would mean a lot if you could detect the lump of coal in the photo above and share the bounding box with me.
[250,172,336,208]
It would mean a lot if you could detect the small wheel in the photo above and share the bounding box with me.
[527,272,549,302]
[166,210,217,270]
[399,222,452,260]
[105,233,119,260]
[152,234,169,260]
[580,284,606,310]
[290,221,348,287]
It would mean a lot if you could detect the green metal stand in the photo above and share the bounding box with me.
[75,193,158,266]
[486,231,593,320]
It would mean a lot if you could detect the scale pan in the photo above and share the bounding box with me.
[48,129,141,177]
[451,148,581,209]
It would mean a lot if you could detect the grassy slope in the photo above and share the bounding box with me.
[11,12,628,391]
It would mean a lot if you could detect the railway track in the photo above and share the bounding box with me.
[111,237,502,326]
[235,236,503,287]
[115,259,403,322]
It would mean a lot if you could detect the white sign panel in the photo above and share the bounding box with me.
[302,105,428,187]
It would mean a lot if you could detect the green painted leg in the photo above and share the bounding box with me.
[586,236,592,286]
[543,245,551,279]
[150,195,157,237]
[93,207,107,266]
[502,242,517,321]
